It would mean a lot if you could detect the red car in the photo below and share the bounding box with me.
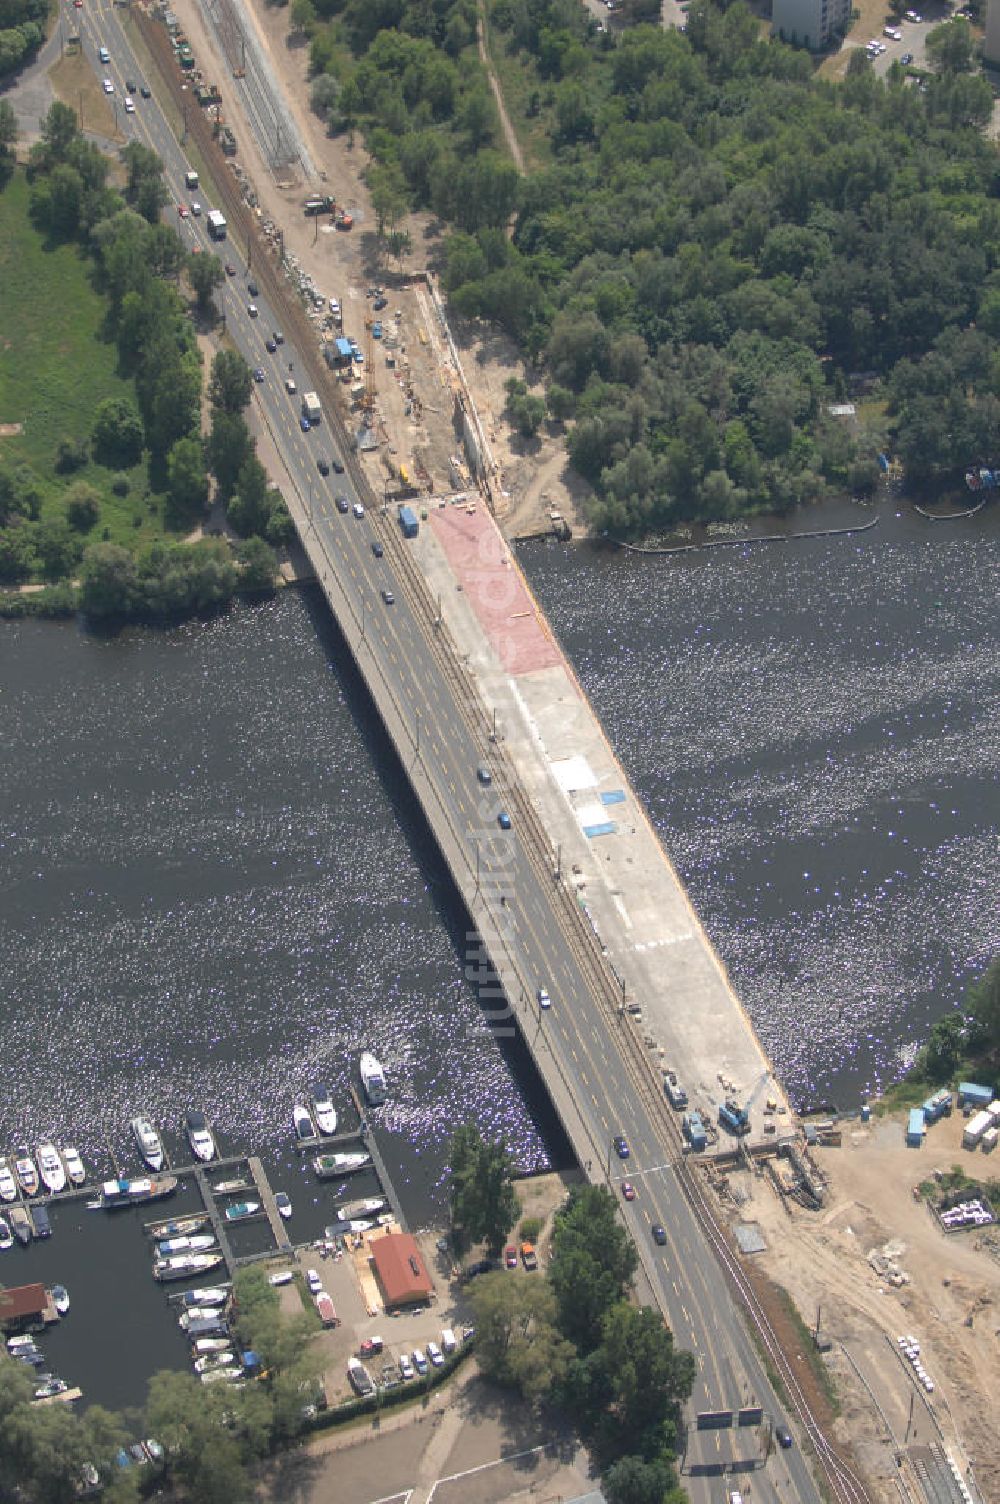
[622,1181,636,1201]
[177,204,188,218]
[504,1246,518,1269]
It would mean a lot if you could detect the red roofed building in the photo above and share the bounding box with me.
[370,1232,433,1309]
[0,1282,50,1331]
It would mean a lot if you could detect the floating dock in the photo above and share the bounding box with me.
[349,1087,407,1233]
[247,1156,293,1256]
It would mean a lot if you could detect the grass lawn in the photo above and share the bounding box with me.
[482,18,555,172]
[0,169,188,570]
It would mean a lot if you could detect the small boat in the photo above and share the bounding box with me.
[10,1207,32,1245]
[157,1234,217,1255]
[0,1217,12,1251]
[274,1191,292,1220]
[185,1111,216,1163]
[101,1175,177,1208]
[311,1088,338,1136]
[192,1337,232,1353]
[179,1311,226,1334]
[312,1152,371,1180]
[131,1117,165,1173]
[154,1252,224,1283]
[336,1197,386,1222]
[223,1200,259,1223]
[33,1205,51,1239]
[359,1051,387,1106]
[342,1218,376,1233]
[37,1143,66,1195]
[35,1377,68,1400]
[200,1368,242,1386]
[0,1159,18,1202]
[293,1102,316,1141]
[51,1285,70,1316]
[268,1269,294,1286]
[8,1335,39,1352]
[194,1352,234,1373]
[15,1150,39,1197]
[212,1179,250,1195]
[61,1146,86,1187]
[148,1214,208,1240]
[179,1285,230,1308]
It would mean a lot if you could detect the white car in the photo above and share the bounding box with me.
[398,1352,414,1380]
[426,1340,444,1367]
[352,502,365,519]
[247,304,259,318]
[537,987,551,1010]
[286,377,297,394]
[124,96,135,113]
[103,78,114,94]
[412,1348,428,1375]
[305,1268,322,1294]
[190,201,202,216]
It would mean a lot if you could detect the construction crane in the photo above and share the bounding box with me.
[362,319,376,421]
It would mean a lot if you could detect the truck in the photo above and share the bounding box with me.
[398,505,419,539]
[922,1089,952,1125]
[683,1111,707,1151]
[718,1099,749,1136]
[184,170,199,190]
[304,195,334,217]
[206,210,227,241]
[963,1109,992,1149]
[663,1073,688,1109]
[302,391,322,426]
[982,1126,999,1154]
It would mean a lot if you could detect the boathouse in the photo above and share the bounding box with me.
[0,1282,51,1332]
[370,1232,433,1309]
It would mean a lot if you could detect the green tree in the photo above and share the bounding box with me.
[121,140,168,223]
[55,435,89,474]
[34,99,78,167]
[188,251,226,315]
[145,1370,251,1503]
[925,17,976,73]
[65,480,101,530]
[208,412,253,500]
[91,397,144,468]
[236,535,278,591]
[469,1271,572,1399]
[167,434,209,519]
[34,517,84,579]
[550,1185,637,1352]
[368,160,409,238]
[291,0,316,33]
[79,542,139,617]
[604,1454,682,1504]
[310,72,341,123]
[967,956,1000,1064]
[505,377,546,437]
[226,454,271,536]
[449,1124,521,1254]
[593,1303,694,1462]
[209,349,254,415]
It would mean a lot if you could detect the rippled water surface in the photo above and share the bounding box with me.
[0,589,557,1208]
[520,499,1000,1106]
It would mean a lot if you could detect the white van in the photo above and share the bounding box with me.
[440,1327,457,1355]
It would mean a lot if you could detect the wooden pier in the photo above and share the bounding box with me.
[191,1168,236,1274]
[247,1156,293,1256]
[349,1088,408,1233]
[32,1386,82,1406]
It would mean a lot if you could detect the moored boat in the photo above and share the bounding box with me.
[336,1197,386,1222]
[61,1146,86,1187]
[0,1217,12,1251]
[35,1377,68,1400]
[311,1087,338,1136]
[194,1352,234,1373]
[212,1179,250,1195]
[178,1311,227,1334]
[51,1285,70,1316]
[157,1234,217,1256]
[312,1152,371,1180]
[131,1117,165,1173]
[274,1192,292,1220]
[193,1337,231,1353]
[10,1207,32,1245]
[148,1214,208,1240]
[293,1102,316,1142]
[179,1285,230,1307]
[185,1111,216,1163]
[342,1217,376,1233]
[37,1143,66,1195]
[15,1150,39,1197]
[154,1252,224,1283]
[33,1205,51,1238]
[101,1175,178,1208]
[223,1200,259,1223]
[0,1159,16,1202]
[359,1051,387,1106]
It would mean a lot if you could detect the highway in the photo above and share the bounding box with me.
[67,8,862,1502]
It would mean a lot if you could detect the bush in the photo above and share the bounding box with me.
[66,482,101,531]
[91,396,144,469]
[112,473,131,497]
[519,1215,542,1242]
[55,435,88,473]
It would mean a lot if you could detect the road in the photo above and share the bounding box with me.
[66,8,860,1503]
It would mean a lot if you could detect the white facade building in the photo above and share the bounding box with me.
[772,0,851,50]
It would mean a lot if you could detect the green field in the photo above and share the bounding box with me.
[0,169,185,565]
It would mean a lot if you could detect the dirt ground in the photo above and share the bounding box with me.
[706,1111,1000,1502]
[167,0,590,542]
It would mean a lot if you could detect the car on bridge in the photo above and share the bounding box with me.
[336,495,349,513]
[652,1224,667,1245]
[614,1135,629,1159]
[497,810,511,830]
[299,416,311,432]
[317,457,330,476]
[536,987,551,1010]
[381,589,395,605]
[776,1426,793,1448]
[353,502,365,519]
[621,1181,636,1201]
[372,541,383,558]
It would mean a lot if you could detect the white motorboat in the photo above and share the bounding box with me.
[274,1192,292,1220]
[51,1284,70,1315]
[131,1117,165,1172]
[153,1253,224,1283]
[157,1234,218,1255]
[311,1088,338,1136]
[293,1102,316,1141]
[200,1368,241,1386]
[101,1175,177,1207]
[61,1146,86,1187]
[268,1269,294,1286]
[359,1051,386,1106]
[15,1150,39,1197]
[37,1143,66,1195]
[193,1337,231,1353]
[312,1152,371,1179]
[182,1285,230,1306]
[184,1111,216,1163]
[336,1197,386,1222]
[212,1179,250,1195]
[194,1352,234,1373]
[0,1217,12,1251]
[342,1218,376,1233]
[178,1307,225,1331]
[0,1159,16,1202]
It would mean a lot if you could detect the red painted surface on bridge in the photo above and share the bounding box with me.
[428,504,563,676]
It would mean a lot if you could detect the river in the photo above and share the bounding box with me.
[0,492,996,1408]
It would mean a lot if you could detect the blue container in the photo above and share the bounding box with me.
[906,1108,926,1147]
[860,1103,871,1123]
[958,1082,993,1109]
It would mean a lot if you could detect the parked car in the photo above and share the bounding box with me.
[504,1245,518,1268]
[520,1243,538,1270]
[398,1352,414,1380]
[305,1268,322,1294]
[426,1341,444,1367]
[412,1349,428,1375]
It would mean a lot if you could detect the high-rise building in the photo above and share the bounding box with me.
[772,0,851,50]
